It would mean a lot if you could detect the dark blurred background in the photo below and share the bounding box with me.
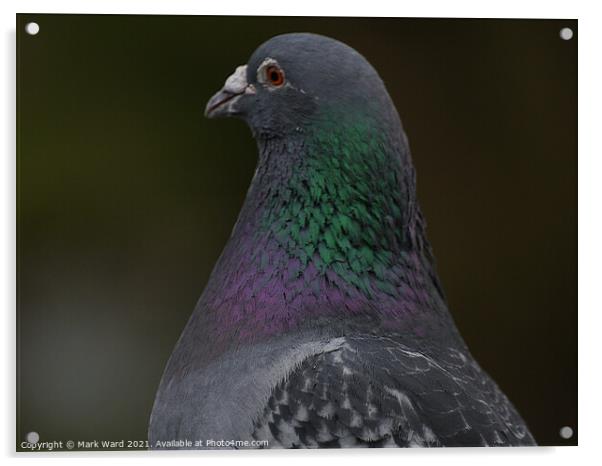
[16,15,577,449]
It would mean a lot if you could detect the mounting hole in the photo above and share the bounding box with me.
[559,426,574,439]
[559,27,573,41]
[26,431,39,444]
[25,22,40,35]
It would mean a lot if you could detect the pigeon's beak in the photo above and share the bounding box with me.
[205,65,256,119]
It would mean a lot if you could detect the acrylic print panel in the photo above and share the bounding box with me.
[16,14,577,451]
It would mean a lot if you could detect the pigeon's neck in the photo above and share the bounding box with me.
[199,115,449,342]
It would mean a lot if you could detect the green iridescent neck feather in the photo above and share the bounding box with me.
[249,107,435,300]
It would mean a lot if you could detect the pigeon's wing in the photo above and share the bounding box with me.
[251,335,535,448]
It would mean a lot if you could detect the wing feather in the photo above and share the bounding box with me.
[251,335,535,448]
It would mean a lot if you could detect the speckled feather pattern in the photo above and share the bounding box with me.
[251,335,535,447]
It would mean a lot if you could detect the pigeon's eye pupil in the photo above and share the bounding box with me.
[266,66,285,86]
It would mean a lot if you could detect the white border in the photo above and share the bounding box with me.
[1,0,586,18]
[2,1,599,465]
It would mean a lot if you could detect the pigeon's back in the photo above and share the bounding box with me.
[150,322,535,448]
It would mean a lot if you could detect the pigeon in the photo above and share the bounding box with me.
[148,33,536,448]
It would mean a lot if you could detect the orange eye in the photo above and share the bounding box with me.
[266,66,285,86]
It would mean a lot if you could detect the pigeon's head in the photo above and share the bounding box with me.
[205,33,399,138]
